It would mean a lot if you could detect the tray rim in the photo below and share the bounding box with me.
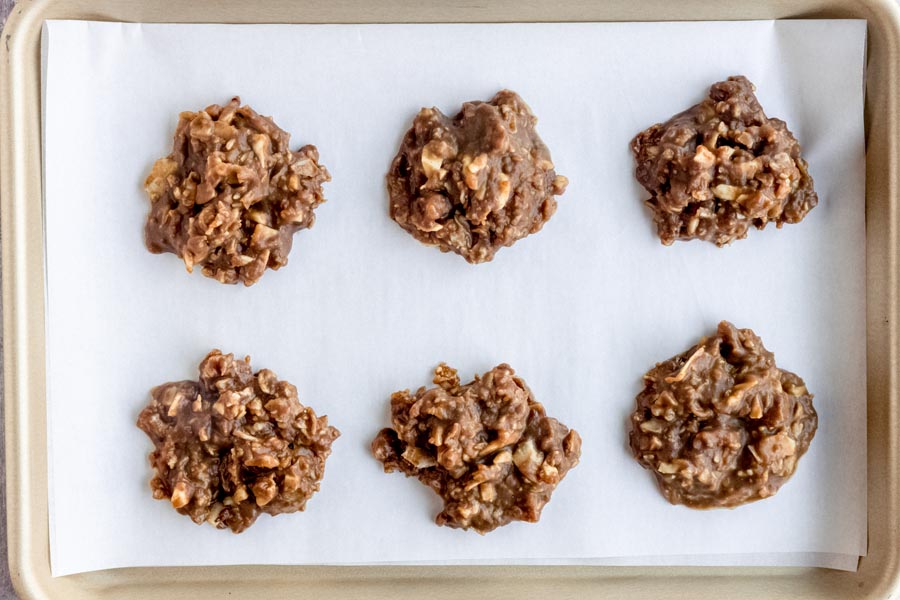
[3,0,900,598]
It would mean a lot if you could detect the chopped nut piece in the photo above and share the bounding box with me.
[388,90,566,263]
[512,438,542,475]
[144,97,330,286]
[402,446,438,469]
[250,134,269,169]
[657,462,679,475]
[629,321,817,508]
[171,481,191,508]
[250,223,279,249]
[631,76,817,246]
[496,173,511,208]
[372,363,581,533]
[551,176,568,195]
[463,153,489,190]
[693,145,716,168]
[639,419,664,434]
[711,184,741,201]
[137,350,340,533]
[145,158,179,201]
[493,450,513,464]
[421,140,453,180]
[480,483,497,502]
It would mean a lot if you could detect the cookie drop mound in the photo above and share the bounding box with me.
[629,321,817,508]
[144,97,330,285]
[137,350,339,532]
[372,363,581,533]
[388,90,568,263]
[631,76,817,246]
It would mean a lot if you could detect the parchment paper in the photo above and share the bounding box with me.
[42,19,867,576]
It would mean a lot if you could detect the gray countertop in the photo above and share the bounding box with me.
[1,0,18,596]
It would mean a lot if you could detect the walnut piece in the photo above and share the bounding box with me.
[136,350,340,532]
[388,90,567,263]
[144,97,330,286]
[372,363,581,533]
[631,76,817,246]
[629,321,817,508]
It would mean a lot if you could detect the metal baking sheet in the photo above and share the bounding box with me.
[2,0,899,598]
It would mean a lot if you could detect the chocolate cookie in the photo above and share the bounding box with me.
[388,90,568,263]
[372,363,581,533]
[631,76,817,246]
[629,321,817,508]
[137,350,340,532]
[144,97,330,286]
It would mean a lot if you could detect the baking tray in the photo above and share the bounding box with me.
[2,0,898,598]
